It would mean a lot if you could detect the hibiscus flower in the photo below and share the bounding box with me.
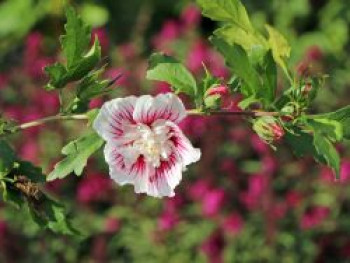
[93,93,201,197]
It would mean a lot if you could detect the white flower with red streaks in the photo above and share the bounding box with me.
[93,93,201,198]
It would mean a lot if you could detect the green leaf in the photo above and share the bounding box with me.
[265,25,291,80]
[214,25,268,60]
[77,68,111,101]
[285,128,340,179]
[211,37,260,99]
[146,53,197,97]
[196,0,253,32]
[197,0,268,64]
[67,67,110,113]
[314,106,350,140]
[260,51,277,105]
[28,195,79,235]
[47,133,104,181]
[86,109,100,127]
[61,6,91,69]
[44,63,68,90]
[2,186,24,209]
[64,38,101,81]
[313,132,340,179]
[307,118,343,142]
[13,161,46,183]
[0,140,16,178]
[284,129,325,162]
[44,8,102,91]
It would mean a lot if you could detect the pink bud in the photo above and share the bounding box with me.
[206,85,229,97]
[270,123,284,141]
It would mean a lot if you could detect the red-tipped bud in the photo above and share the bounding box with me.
[206,85,229,97]
[253,117,285,144]
[270,123,285,141]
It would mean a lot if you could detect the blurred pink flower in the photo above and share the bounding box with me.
[262,155,278,174]
[340,160,350,183]
[201,230,225,263]
[179,116,209,138]
[188,179,212,201]
[272,202,287,220]
[202,188,226,217]
[104,217,121,233]
[219,158,237,176]
[240,174,267,210]
[92,27,109,54]
[300,206,330,230]
[19,141,39,163]
[286,190,303,208]
[251,134,270,155]
[25,32,43,60]
[0,74,8,90]
[153,82,172,95]
[105,68,130,87]
[180,4,201,29]
[89,98,104,109]
[77,173,112,203]
[222,213,244,235]
[118,43,137,60]
[164,195,184,212]
[152,20,181,51]
[306,45,323,61]
[158,211,179,231]
[186,40,209,74]
[34,90,60,114]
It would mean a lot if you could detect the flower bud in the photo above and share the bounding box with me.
[206,85,229,97]
[204,85,229,109]
[253,117,284,144]
[301,82,312,96]
[281,105,295,122]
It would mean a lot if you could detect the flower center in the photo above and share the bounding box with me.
[133,123,172,168]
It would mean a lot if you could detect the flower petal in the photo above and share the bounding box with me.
[93,96,137,141]
[145,154,183,198]
[105,143,181,198]
[165,121,201,167]
[133,93,187,125]
[104,143,144,185]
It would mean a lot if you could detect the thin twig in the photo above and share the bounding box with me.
[8,109,278,135]
[18,114,88,130]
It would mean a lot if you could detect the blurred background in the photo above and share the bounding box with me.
[0,0,350,262]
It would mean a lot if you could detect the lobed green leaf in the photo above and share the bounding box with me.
[211,37,260,101]
[47,132,104,181]
[314,106,350,140]
[196,0,253,32]
[146,53,197,97]
[61,6,91,69]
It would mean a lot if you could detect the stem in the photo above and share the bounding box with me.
[187,109,279,117]
[5,109,278,135]
[18,114,88,131]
